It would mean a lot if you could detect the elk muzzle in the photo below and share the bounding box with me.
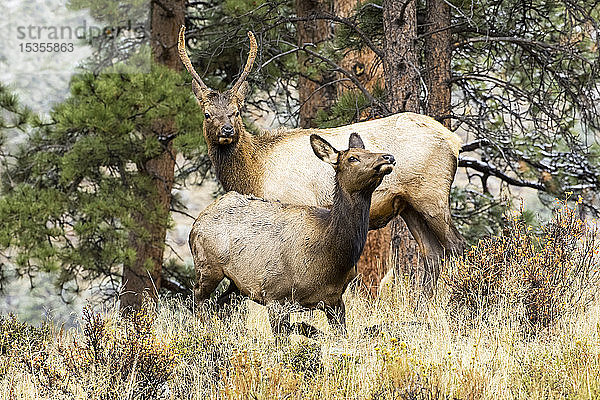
[375,154,395,175]
[219,125,235,145]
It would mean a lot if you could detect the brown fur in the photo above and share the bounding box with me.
[179,27,465,287]
[190,134,394,335]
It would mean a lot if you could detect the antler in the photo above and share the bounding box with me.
[178,25,209,93]
[230,31,257,94]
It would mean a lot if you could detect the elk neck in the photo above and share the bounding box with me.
[205,126,265,195]
[322,178,373,269]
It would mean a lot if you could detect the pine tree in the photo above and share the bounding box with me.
[295,0,337,128]
[0,84,37,287]
[66,0,187,311]
[0,68,203,303]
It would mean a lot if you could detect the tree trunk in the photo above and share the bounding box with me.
[382,0,420,113]
[424,0,452,128]
[333,0,388,296]
[356,225,391,296]
[381,0,424,293]
[120,0,184,313]
[334,0,383,96]
[296,0,336,128]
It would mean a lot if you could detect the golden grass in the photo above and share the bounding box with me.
[2,201,599,399]
[1,282,600,400]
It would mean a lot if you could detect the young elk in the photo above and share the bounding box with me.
[189,133,394,335]
[179,27,464,289]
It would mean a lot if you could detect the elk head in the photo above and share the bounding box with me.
[310,133,396,194]
[178,26,257,146]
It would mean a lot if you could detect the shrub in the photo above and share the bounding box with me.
[445,198,600,330]
[0,315,52,383]
[21,303,177,399]
[375,337,447,399]
[170,316,236,397]
[284,340,323,379]
[0,314,51,356]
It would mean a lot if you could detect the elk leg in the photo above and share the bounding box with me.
[267,303,291,337]
[215,280,248,333]
[325,301,347,336]
[400,205,445,294]
[216,279,241,307]
[422,210,465,255]
[192,247,225,312]
[194,269,225,311]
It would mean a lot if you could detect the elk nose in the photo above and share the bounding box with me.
[221,125,234,137]
[382,154,395,164]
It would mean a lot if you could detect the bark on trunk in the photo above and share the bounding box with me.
[333,0,388,296]
[383,0,420,113]
[334,0,383,96]
[381,0,424,294]
[120,0,184,313]
[424,0,452,128]
[356,225,391,296]
[296,0,336,128]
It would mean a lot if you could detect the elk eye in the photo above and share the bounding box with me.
[348,156,359,163]
[204,113,211,119]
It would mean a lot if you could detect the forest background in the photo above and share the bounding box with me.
[0,0,598,323]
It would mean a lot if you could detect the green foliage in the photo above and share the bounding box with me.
[68,0,148,23]
[314,90,369,128]
[284,340,323,378]
[0,83,37,134]
[334,0,383,53]
[67,0,152,75]
[450,187,508,245]
[184,0,298,102]
[14,304,177,399]
[314,85,385,128]
[223,0,270,16]
[0,66,203,294]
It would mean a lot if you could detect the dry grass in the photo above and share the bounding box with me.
[2,201,600,399]
[3,287,600,399]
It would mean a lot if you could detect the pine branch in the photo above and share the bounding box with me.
[459,156,545,191]
[281,40,390,115]
[460,139,491,152]
[286,13,384,59]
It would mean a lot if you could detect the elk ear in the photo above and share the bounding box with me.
[310,134,339,165]
[348,132,365,149]
[192,80,209,102]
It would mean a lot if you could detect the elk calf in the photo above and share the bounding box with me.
[189,133,394,336]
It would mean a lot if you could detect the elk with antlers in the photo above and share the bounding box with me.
[179,27,464,291]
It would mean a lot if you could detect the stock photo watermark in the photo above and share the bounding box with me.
[1,0,151,77]
[16,20,147,53]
